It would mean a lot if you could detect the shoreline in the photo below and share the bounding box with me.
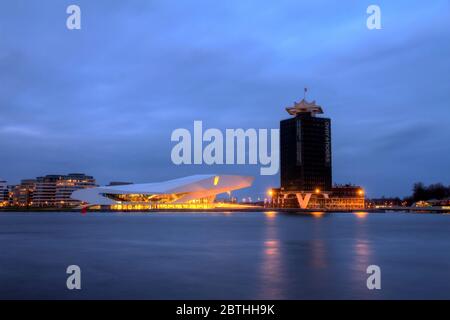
[0,207,448,214]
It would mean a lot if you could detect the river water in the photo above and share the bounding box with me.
[0,211,449,299]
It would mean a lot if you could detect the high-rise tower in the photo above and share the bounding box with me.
[280,98,332,192]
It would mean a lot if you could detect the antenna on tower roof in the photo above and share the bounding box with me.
[304,87,308,100]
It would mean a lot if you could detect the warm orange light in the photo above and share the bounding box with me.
[315,188,321,194]
[354,211,368,219]
[358,189,364,196]
[267,189,273,197]
[311,211,324,218]
[264,211,277,219]
[213,176,220,186]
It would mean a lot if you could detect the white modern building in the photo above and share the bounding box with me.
[71,174,254,210]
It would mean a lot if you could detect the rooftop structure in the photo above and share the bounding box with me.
[285,99,324,116]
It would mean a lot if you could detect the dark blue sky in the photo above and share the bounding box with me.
[0,0,449,199]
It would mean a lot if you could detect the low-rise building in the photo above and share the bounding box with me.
[55,173,96,207]
[366,197,404,208]
[0,180,8,207]
[12,179,36,207]
[33,175,63,207]
[270,184,365,210]
[33,174,96,208]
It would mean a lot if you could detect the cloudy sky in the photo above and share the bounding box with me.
[0,0,449,198]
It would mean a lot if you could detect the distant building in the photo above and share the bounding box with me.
[55,173,97,207]
[366,198,405,208]
[271,96,365,210]
[33,173,96,208]
[6,185,15,206]
[0,180,8,207]
[12,179,36,207]
[33,175,63,207]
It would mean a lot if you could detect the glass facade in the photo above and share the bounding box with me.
[280,113,332,191]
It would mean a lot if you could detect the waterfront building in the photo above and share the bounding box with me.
[33,175,62,207]
[0,180,7,207]
[71,175,253,210]
[12,179,36,207]
[366,197,405,208]
[33,175,63,207]
[272,96,365,210]
[55,173,96,207]
[33,173,96,207]
[281,99,332,191]
[6,185,15,206]
[271,184,365,210]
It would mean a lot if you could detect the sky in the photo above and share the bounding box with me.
[0,0,449,199]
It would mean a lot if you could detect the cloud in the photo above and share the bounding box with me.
[0,125,42,137]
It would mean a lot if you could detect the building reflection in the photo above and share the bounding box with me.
[354,239,371,268]
[310,223,327,269]
[354,213,371,267]
[311,211,325,219]
[351,214,373,295]
[258,211,285,299]
[305,216,329,296]
[264,211,277,220]
[353,211,369,219]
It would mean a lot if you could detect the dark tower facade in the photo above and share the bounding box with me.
[280,99,332,191]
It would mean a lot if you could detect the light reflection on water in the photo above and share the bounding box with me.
[353,211,369,219]
[311,211,325,218]
[310,239,327,270]
[354,239,371,270]
[258,211,284,299]
[353,213,372,272]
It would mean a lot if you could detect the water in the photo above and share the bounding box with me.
[0,211,449,299]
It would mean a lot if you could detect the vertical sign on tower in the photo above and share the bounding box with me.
[296,120,302,165]
[324,121,331,166]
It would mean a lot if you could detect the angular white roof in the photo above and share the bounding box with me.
[104,174,220,194]
[71,174,254,205]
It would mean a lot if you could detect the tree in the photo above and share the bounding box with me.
[411,182,450,202]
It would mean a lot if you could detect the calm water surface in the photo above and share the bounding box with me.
[0,211,449,299]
